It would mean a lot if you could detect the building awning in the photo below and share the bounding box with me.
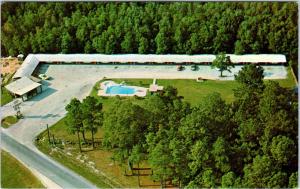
[5,77,41,96]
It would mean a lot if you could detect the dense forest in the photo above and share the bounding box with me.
[66,65,298,188]
[1,2,298,62]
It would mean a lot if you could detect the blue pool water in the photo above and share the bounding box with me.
[106,85,135,95]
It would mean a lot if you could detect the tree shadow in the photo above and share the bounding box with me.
[25,113,61,119]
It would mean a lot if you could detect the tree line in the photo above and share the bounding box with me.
[1,2,298,62]
[65,65,298,188]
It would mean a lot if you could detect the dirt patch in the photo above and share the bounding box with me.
[1,57,22,75]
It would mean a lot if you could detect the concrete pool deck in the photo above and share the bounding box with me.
[98,80,147,97]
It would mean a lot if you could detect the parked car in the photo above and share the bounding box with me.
[191,64,199,71]
[177,65,184,71]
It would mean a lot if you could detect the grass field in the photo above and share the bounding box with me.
[1,87,14,106]
[1,150,44,188]
[1,116,18,128]
[36,66,297,188]
[36,137,115,188]
[1,73,15,106]
[275,67,297,89]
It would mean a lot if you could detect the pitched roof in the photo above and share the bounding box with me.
[5,77,41,96]
[13,54,39,79]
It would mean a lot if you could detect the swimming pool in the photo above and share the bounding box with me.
[106,85,136,95]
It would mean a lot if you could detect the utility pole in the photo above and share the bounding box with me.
[52,134,55,146]
[46,124,51,144]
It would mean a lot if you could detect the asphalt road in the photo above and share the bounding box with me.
[1,130,97,188]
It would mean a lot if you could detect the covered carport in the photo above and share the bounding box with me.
[5,77,42,101]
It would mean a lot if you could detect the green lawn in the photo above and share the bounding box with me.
[1,150,44,188]
[1,87,14,106]
[274,67,297,89]
[1,73,15,106]
[159,79,239,104]
[1,116,18,128]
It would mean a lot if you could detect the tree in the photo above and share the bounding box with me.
[211,137,231,173]
[267,171,288,188]
[168,137,190,187]
[189,33,200,54]
[211,53,234,77]
[188,137,211,185]
[103,100,150,162]
[233,64,265,123]
[243,155,274,188]
[235,64,265,91]
[201,169,216,188]
[121,32,135,53]
[81,96,103,149]
[128,144,146,185]
[288,172,298,188]
[155,17,172,54]
[65,98,83,152]
[270,135,295,165]
[234,40,245,54]
[147,133,173,188]
[221,172,237,188]
[259,81,297,123]
[61,31,72,53]
[138,37,148,54]
[155,31,168,54]
[1,2,298,60]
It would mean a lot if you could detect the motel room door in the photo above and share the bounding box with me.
[22,94,28,101]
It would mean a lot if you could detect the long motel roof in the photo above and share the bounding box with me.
[5,77,41,96]
[13,54,287,79]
